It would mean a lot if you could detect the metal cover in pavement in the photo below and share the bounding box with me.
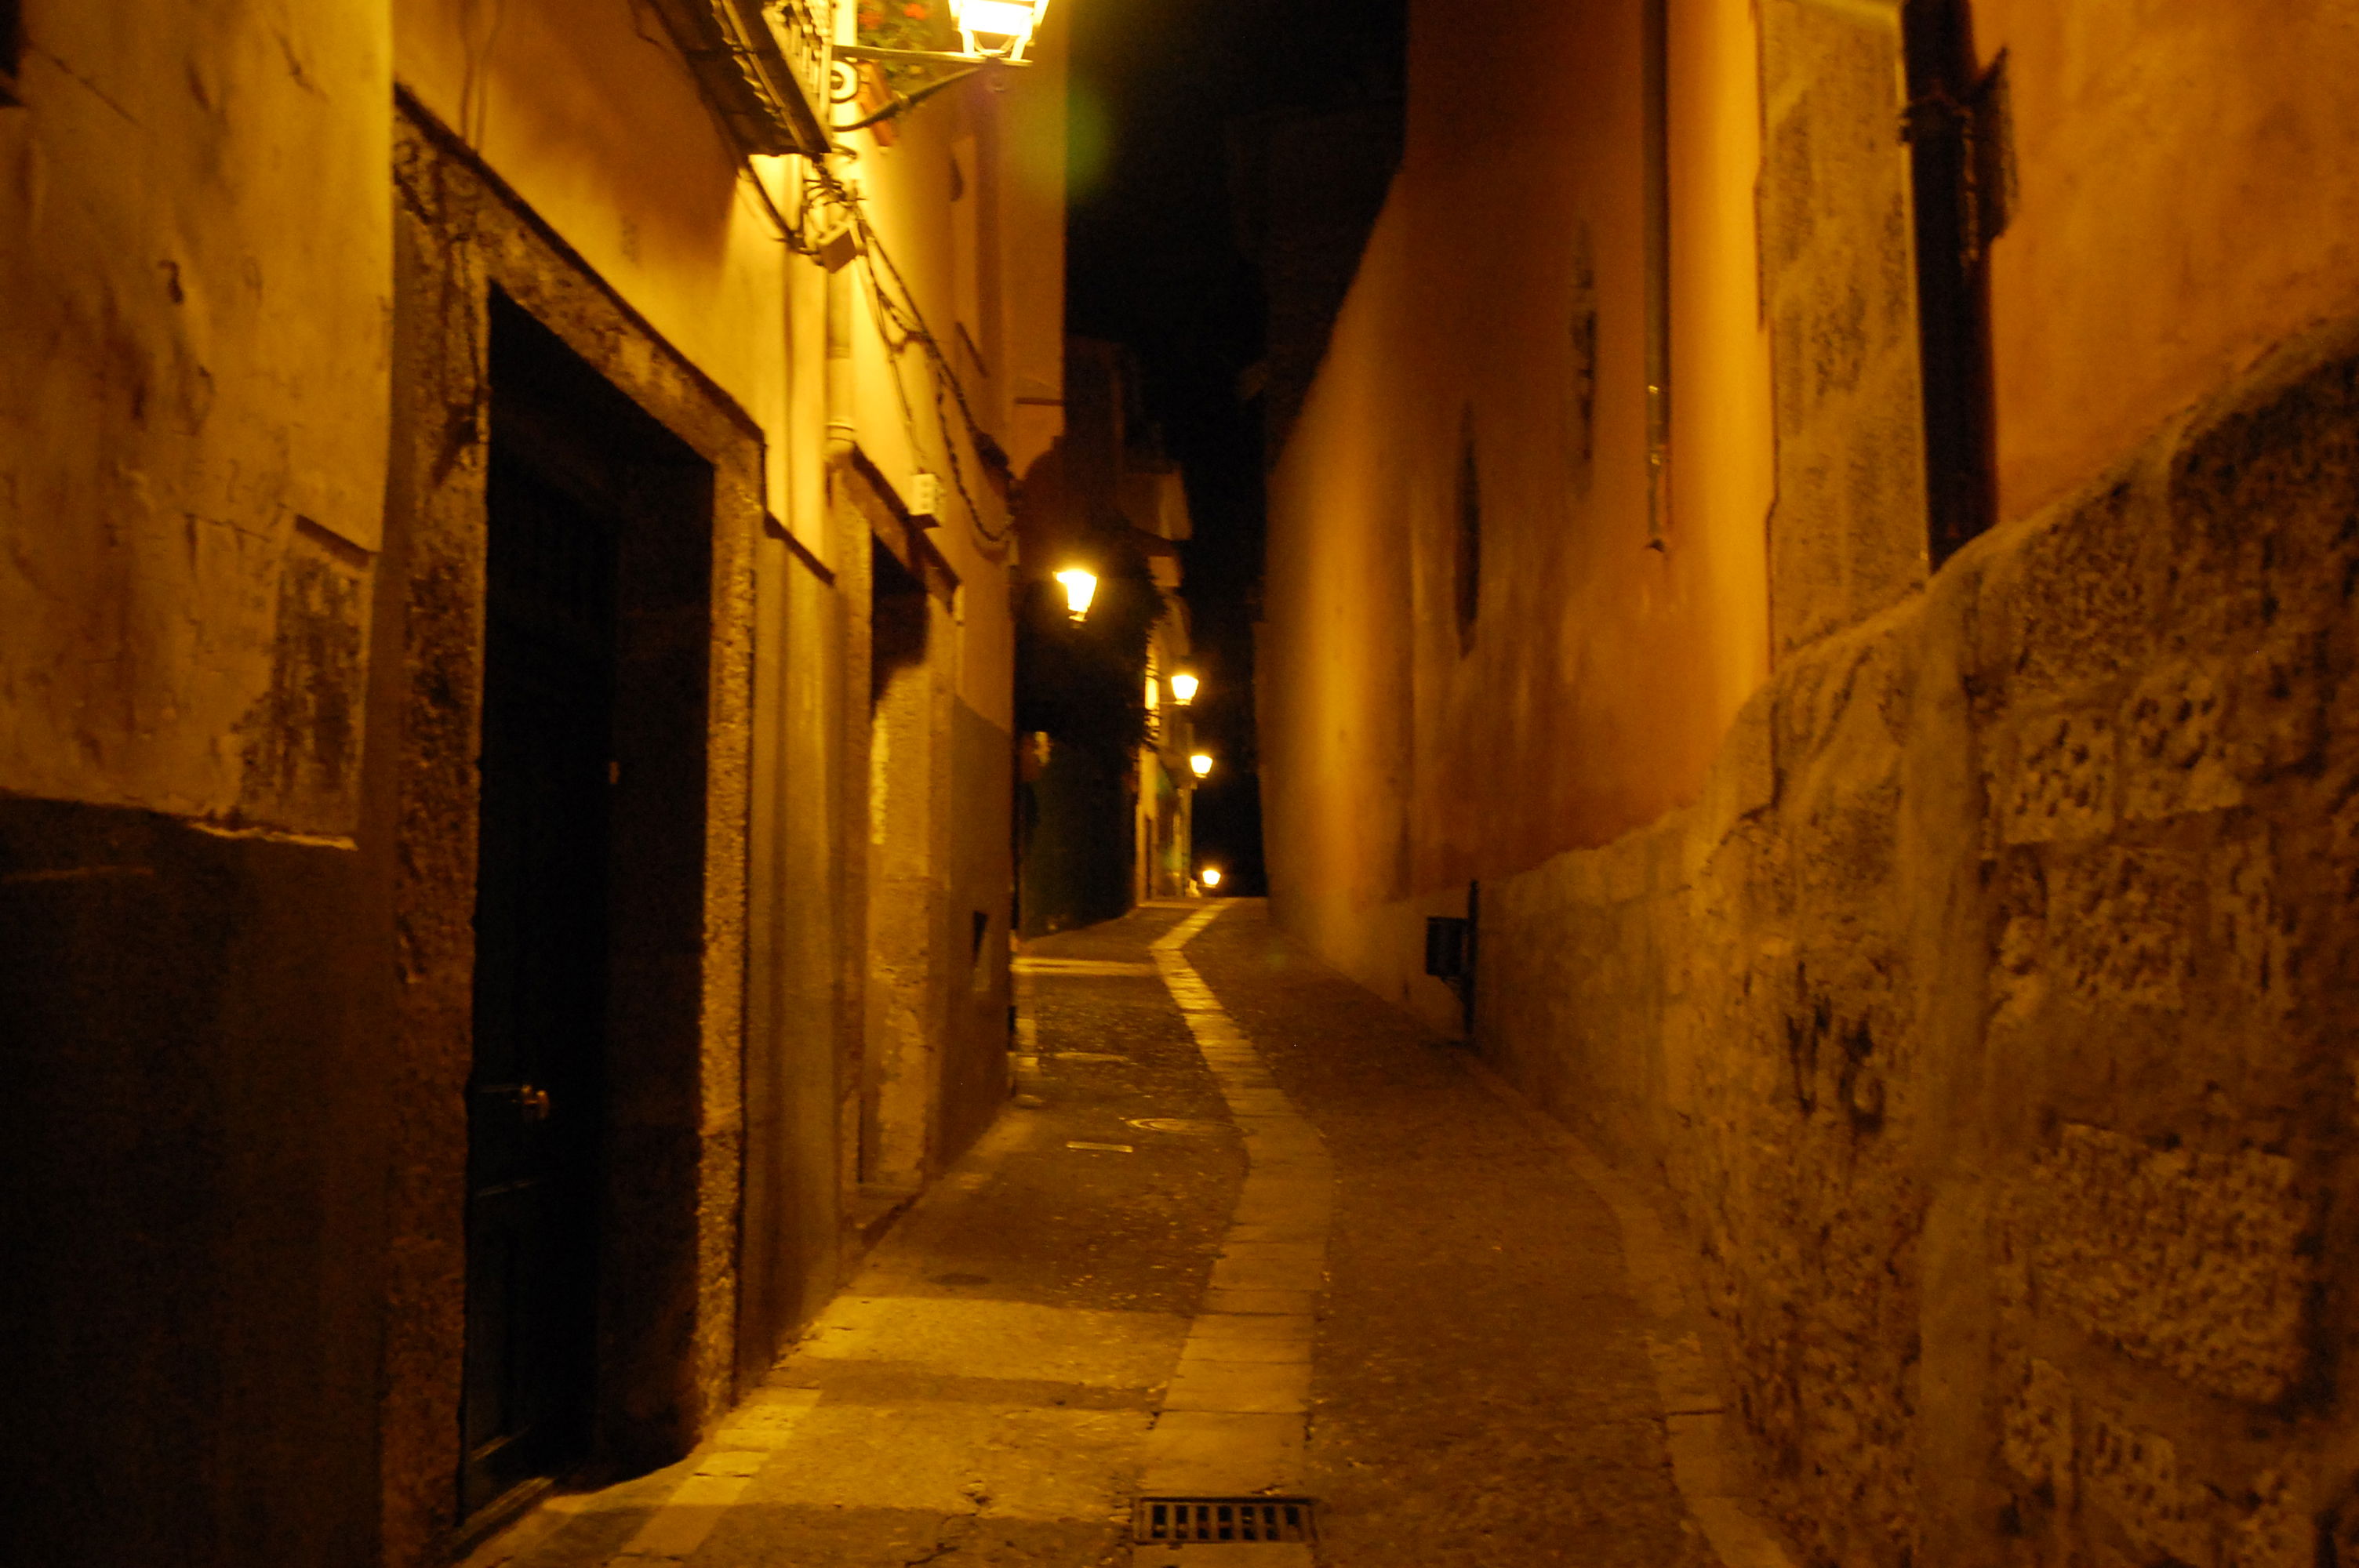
[1134,1497,1318,1545]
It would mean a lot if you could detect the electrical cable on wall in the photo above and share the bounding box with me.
[733,144,1018,551]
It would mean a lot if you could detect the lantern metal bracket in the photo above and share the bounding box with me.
[834,43,1030,67]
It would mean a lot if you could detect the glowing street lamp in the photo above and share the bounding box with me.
[1055,567,1097,622]
[1199,866,1223,890]
[1169,671,1198,706]
[950,0,1051,61]
[1189,751,1213,780]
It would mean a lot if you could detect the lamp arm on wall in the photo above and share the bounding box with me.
[831,63,988,132]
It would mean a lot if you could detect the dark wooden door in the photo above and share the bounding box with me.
[461,453,618,1518]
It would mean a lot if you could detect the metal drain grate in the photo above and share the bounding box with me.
[1133,1497,1318,1545]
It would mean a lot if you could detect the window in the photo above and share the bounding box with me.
[1,0,22,105]
[1455,408,1481,652]
[1565,222,1598,499]
[1641,0,1669,545]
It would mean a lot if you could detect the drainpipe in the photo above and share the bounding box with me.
[825,193,856,468]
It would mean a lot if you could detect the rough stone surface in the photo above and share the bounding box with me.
[1452,321,2359,1567]
[2012,1127,2310,1405]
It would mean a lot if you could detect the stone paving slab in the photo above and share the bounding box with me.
[1136,1410,1306,1493]
[1161,1356,1314,1414]
[1132,1545,1314,1568]
[1176,1334,1312,1366]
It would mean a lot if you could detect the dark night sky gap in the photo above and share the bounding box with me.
[1063,0,1408,892]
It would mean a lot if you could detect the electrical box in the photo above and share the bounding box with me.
[909,472,942,522]
[813,217,861,273]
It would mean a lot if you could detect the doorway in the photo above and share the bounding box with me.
[461,295,716,1519]
[462,441,616,1516]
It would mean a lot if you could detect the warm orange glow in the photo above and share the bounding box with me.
[1169,671,1198,706]
[1199,866,1223,888]
[951,0,1049,60]
[1189,751,1213,779]
[1056,568,1097,622]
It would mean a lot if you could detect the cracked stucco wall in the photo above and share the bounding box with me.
[0,0,391,835]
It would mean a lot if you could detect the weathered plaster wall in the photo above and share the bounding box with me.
[1481,321,2359,1566]
[740,506,861,1384]
[0,8,398,1564]
[0,1,391,829]
[0,800,391,1566]
[1974,0,2359,527]
[1259,0,1774,1015]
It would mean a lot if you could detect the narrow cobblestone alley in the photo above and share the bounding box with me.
[463,902,1784,1568]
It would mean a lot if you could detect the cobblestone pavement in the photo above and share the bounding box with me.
[465,900,1750,1567]
[1183,903,1723,1568]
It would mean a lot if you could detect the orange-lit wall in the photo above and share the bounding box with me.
[1263,2,2359,1559]
[1978,2,2359,524]
[393,0,1065,728]
[1260,0,1771,1024]
[1,4,1065,1562]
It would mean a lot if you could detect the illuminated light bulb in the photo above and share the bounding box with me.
[1056,568,1097,622]
[1200,867,1223,889]
[1189,752,1213,779]
[950,0,1049,60]
[1169,671,1198,706]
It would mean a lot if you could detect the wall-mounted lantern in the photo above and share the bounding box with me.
[1056,568,1097,622]
[1199,866,1223,890]
[830,0,1052,133]
[1169,671,1199,706]
[949,0,1052,61]
[1189,752,1214,780]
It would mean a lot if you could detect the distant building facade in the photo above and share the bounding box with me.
[1259,0,2359,1562]
[0,2,1064,1562]
[1015,338,1196,930]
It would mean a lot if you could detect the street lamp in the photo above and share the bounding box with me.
[949,0,1052,61]
[1169,671,1198,706]
[1199,866,1223,890]
[829,0,1052,133]
[1055,568,1097,622]
[1189,752,1213,780]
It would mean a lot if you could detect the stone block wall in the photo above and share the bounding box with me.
[1479,319,2359,1566]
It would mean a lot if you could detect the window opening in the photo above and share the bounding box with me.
[1641,0,1670,546]
[1454,408,1481,651]
[1,0,22,105]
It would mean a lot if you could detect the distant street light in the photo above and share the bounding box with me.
[1055,568,1097,622]
[1189,752,1213,779]
[1199,866,1223,889]
[1169,671,1198,706]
